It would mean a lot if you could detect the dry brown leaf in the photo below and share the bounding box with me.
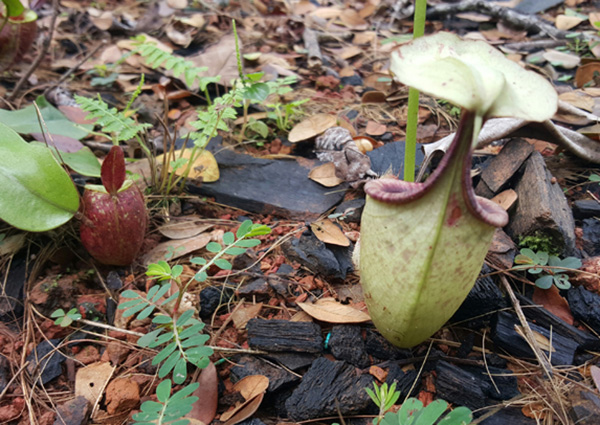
[0,233,26,256]
[310,6,341,19]
[288,114,337,142]
[365,121,386,136]
[155,149,219,182]
[222,393,265,425]
[234,375,269,400]
[75,361,115,405]
[575,62,600,88]
[578,123,600,141]
[591,365,600,392]
[555,15,584,30]
[543,50,581,69]
[221,375,269,425]
[339,9,367,28]
[293,0,317,14]
[310,219,350,246]
[532,286,574,325]
[166,25,192,47]
[559,91,595,111]
[179,14,206,28]
[491,189,517,211]
[100,45,123,63]
[308,163,344,187]
[362,91,387,104]
[167,0,188,9]
[188,362,218,424]
[157,219,213,240]
[233,112,269,126]
[232,303,263,330]
[88,8,113,30]
[297,298,371,323]
[142,233,212,265]
[338,46,363,60]
[187,34,238,88]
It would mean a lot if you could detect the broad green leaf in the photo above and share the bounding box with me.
[438,406,472,425]
[553,274,571,290]
[206,242,221,253]
[0,123,79,231]
[31,143,101,177]
[0,96,91,139]
[159,351,180,377]
[244,82,270,102]
[137,305,155,320]
[535,275,554,289]
[557,257,582,269]
[190,257,207,265]
[120,289,141,299]
[225,247,246,256]
[154,342,178,364]
[236,220,252,238]
[173,357,188,384]
[176,309,194,327]
[214,258,232,270]
[235,239,261,248]
[138,329,163,347]
[223,232,235,245]
[414,400,447,425]
[156,379,172,403]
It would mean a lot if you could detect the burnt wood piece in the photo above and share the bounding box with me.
[365,329,413,361]
[285,357,373,421]
[264,352,318,371]
[451,266,507,328]
[505,152,576,256]
[462,365,519,400]
[491,311,578,366]
[475,138,533,196]
[328,325,370,368]
[247,319,323,353]
[230,355,300,393]
[435,361,488,410]
[567,286,600,336]
[480,408,536,425]
[568,388,600,425]
[581,218,600,256]
[385,363,419,398]
[517,294,600,351]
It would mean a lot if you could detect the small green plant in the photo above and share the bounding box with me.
[365,382,472,425]
[589,173,600,184]
[518,232,559,256]
[514,248,582,290]
[132,379,199,425]
[51,308,82,327]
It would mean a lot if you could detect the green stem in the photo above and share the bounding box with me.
[403,0,428,182]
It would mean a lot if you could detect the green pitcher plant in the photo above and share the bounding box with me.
[359,32,558,348]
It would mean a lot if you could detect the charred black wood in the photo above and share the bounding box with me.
[328,325,370,368]
[567,286,600,336]
[230,355,300,393]
[247,319,323,353]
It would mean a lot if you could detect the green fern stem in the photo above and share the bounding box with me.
[403,0,428,182]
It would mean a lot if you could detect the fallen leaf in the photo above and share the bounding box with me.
[188,34,238,88]
[223,393,265,425]
[155,149,219,182]
[308,163,344,187]
[88,8,113,30]
[232,304,263,330]
[559,91,595,111]
[141,233,212,265]
[157,218,213,239]
[362,91,387,104]
[0,233,26,256]
[310,219,350,246]
[297,298,371,323]
[288,114,337,143]
[221,375,269,425]
[491,189,517,211]
[532,285,574,325]
[543,49,581,69]
[75,361,115,405]
[167,0,187,8]
[234,375,269,400]
[188,362,218,424]
[366,120,386,136]
[555,15,584,30]
[591,365,600,392]
[575,62,600,88]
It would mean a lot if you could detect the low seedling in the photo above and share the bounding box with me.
[365,382,472,425]
[51,308,82,327]
[513,248,582,290]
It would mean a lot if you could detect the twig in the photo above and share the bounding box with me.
[43,40,107,96]
[426,0,566,39]
[8,0,60,102]
[499,275,554,378]
[303,27,323,71]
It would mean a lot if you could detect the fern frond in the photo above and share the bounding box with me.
[75,95,151,142]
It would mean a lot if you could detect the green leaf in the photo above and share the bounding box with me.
[247,120,269,138]
[214,258,232,270]
[553,274,571,290]
[414,399,447,425]
[154,342,178,364]
[194,271,208,282]
[137,329,163,347]
[235,239,261,248]
[51,309,65,318]
[247,224,272,237]
[120,289,140,299]
[173,357,188,384]
[206,242,221,253]
[0,96,92,140]
[557,256,582,270]
[244,82,270,102]
[30,143,101,177]
[438,406,472,425]
[171,265,183,278]
[152,314,173,324]
[223,232,235,245]
[225,247,246,256]
[0,123,80,232]
[589,174,600,182]
[236,220,252,238]
[3,0,25,17]
[159,351,181,378]
[156,379,172,403]
[176,309,194,327]
[535,275,554,290]
[190,257,207,265]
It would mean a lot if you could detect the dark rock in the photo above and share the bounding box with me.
[105,271,123,291]
[238,278,271,298]
[232,250,261,273]
[189,144,347,219]
[365,329,412,361]
[380,132,393,142]
[285,357,373,421]
[451,267,507,328]
[514,0,563,14]
[340,74,363,86]
[367,141,425,177]
[328,325,370,368]
[567,286,600,335]
[435,361,488,410]
[328,243,355,278]
[231,355,300,392]
[568,388,600,425]
[505,152,576,256]
[53,396,90,425]
[335,198,365,223]
[247,319,323,353]
[480,407,536,425]
[491,311,578,366]
[281,230,348,279]
[581,218,600,256]
[475,138,533,197]
[27,339,66,385]
[0,251,27,321]
[199,286,234,320]
[385,363,419,398]
[276,263,295,275]
[574,200,600,219]
[264,352,318,371]
[266,275,291,296]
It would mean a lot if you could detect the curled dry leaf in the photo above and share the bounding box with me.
[288,113,337,143]
[310,219,350,246]
[221,375,269,425]
[308,162,344,187]
[231,303,263,330]
[188,362,218,425]
[141,233,211,265]
[157,218,213,239]
[297,297,371,323]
